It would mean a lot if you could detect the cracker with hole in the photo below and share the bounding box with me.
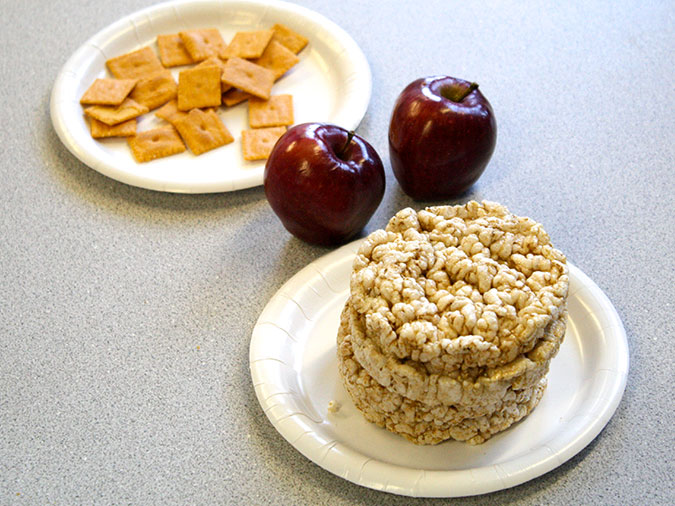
[106,46,164,79]
[222,30,273,59]
[177,65,222,110]
[80,78,137,106]
[248,94,293,128]
[241,126,286,161]
[129,71,177,111]
[84,98,149,126]
[270,23,308,54]
[220,57,274,100]
[253,40,299,80]
[89,118,137,138]
[128,126,186,163]
[174,109,234,156]
[157,33,194,67]
[179,29,227,62]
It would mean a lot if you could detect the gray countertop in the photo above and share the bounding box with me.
[1,0,673,504]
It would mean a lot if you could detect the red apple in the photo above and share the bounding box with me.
[388,76,497,200]
[264,123,385,246]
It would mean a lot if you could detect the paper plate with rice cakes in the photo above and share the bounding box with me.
[250,202,628,497]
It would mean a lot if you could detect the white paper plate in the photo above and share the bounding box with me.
[50,0,371,193]
[250,239,629,497]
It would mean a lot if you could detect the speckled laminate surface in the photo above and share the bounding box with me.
[1,0,673,504]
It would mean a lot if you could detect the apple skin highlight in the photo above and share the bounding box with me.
[264,123,385,246]
[388,76,497,200]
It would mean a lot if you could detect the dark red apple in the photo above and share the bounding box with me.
[264,123,385,246]
[388,76,497,200]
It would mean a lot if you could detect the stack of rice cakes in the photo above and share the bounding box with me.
[337,201,569,445]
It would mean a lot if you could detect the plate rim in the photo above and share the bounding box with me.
[249,238,629,497]
[49,0,372,194]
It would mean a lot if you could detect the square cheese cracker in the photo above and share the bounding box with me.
[129,71,177,111]
[253,40,299,80]
[174,108,234,155]
[157,33,194,67]
[127,126,186,162]
[220,57,274,100]
[177,65,222,110]
[84,98,149,126]
[89,118,137,138]
[248,94,293,128]
[241,126,286,161]
[270,23,308,54]
[221,30,273,59]
[80,78,137,105]
[106,47,164,79]
[179,29,227,62]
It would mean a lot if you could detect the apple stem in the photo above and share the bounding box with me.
[454,82,479,102]
[338,131,355,159]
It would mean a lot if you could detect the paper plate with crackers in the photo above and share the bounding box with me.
[50,0,371,193]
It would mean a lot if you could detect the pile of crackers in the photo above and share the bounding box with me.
[79,24,307,163]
